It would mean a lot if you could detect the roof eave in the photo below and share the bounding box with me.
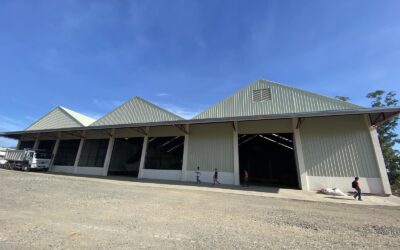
[2,107,400,139]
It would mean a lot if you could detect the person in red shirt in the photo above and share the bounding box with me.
[352,177,362,201]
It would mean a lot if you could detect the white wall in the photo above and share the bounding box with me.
[141,169,182,181]
[52,165,103,176]
[52,165,75,174]
[185,171,234,185]
[307,176,384,194]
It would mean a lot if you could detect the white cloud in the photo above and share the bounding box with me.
[24,116,36,121]
[155,103,201,119]
[0,137,17,148]
[156,93,170,97]
[80,111,103,120]
[0,115,24,147]
[0,115,26,132]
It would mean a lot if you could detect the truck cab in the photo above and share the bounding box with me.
[29,151,52,171]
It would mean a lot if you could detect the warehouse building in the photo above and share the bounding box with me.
[2,80,399,195]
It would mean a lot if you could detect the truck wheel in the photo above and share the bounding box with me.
[23,165,30,172]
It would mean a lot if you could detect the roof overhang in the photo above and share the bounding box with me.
[2,107,400,140]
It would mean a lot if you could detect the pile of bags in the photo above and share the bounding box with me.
[320,187,346,196]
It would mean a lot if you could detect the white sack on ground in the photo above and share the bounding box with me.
[320,188,346,196]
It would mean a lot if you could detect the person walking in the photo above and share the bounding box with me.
[352,177,362,201]
[213,168,220,185]
[196,166,201,184]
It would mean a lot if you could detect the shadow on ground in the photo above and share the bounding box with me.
[42,171,284,194]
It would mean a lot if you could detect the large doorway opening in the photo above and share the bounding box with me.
[239,133,299,188]
[144,136,184,170]
[108,137,144,177]
[38,140,56,153]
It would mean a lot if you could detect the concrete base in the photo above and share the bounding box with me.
[185,171,234,185]
[52,165,103,176]
[308,176,385,194]
[140,169,182,181]
[52,165,75,174]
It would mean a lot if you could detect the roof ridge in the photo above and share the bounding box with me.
[258,79,364,108]
[90,96,185,126]
[24,107,61,131]
[59,106,95,126]
[193,79,363,119]
[135,97,185,120]
[24,106,83,131]
[192,80,259,119]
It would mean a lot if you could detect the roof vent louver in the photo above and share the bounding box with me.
[252,88,271,102]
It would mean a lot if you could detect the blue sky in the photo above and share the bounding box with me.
[1,0,400,147]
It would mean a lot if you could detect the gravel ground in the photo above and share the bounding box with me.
[0,169,399,250]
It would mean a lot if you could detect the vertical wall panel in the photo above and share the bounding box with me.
[187,123,234,172]
[300,115,379,178]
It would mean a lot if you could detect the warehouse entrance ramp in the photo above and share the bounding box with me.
[239,133,299,188]
[108,138,144,177]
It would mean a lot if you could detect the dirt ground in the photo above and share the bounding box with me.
[0,170,399,249]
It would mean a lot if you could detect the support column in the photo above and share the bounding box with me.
[73,131,85,174]
[138,127,149,179]
[181,124,190,181]
[364,115,392,195]
[16,140,21,150]
[49,132,61,171]
[292,118,309,191]
[233,121,240,185]
[33,134,40,150]
[102,129,115,176]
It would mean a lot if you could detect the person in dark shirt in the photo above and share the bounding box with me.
[196,166,201,184]
[352,177,362,201]
[213,168,220,185]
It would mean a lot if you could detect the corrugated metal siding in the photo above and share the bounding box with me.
[26,108,83,131]
[238,119,292,134]
[300,115,379,178]
[187,123,234,172]
[193,80,361,119]
[91,97,183,126]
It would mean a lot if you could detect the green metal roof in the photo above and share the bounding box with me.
[193,79,362,119]
[25,106,95,131]
[90,97,184,126]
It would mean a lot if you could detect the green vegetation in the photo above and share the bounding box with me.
[367,91,400,189]
[335,91,400,192]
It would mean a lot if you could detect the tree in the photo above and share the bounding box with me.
[367,90,400,185]
[335,96,350,102]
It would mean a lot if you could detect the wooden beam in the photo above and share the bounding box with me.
[372,112,384,126]
[374,111,400,127]
[130,127,148,136]
[61,131,85,139]
[174,124,189,135]
[96,129,112,137]
[296,118,303,129]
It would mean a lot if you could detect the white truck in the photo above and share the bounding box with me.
[0,148,6,165]
[3,149,52,171]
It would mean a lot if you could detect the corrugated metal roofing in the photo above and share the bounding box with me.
[90,97,184,126]
[193,79,362,119]
[25,107,95,131]
[60,107,96,126]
